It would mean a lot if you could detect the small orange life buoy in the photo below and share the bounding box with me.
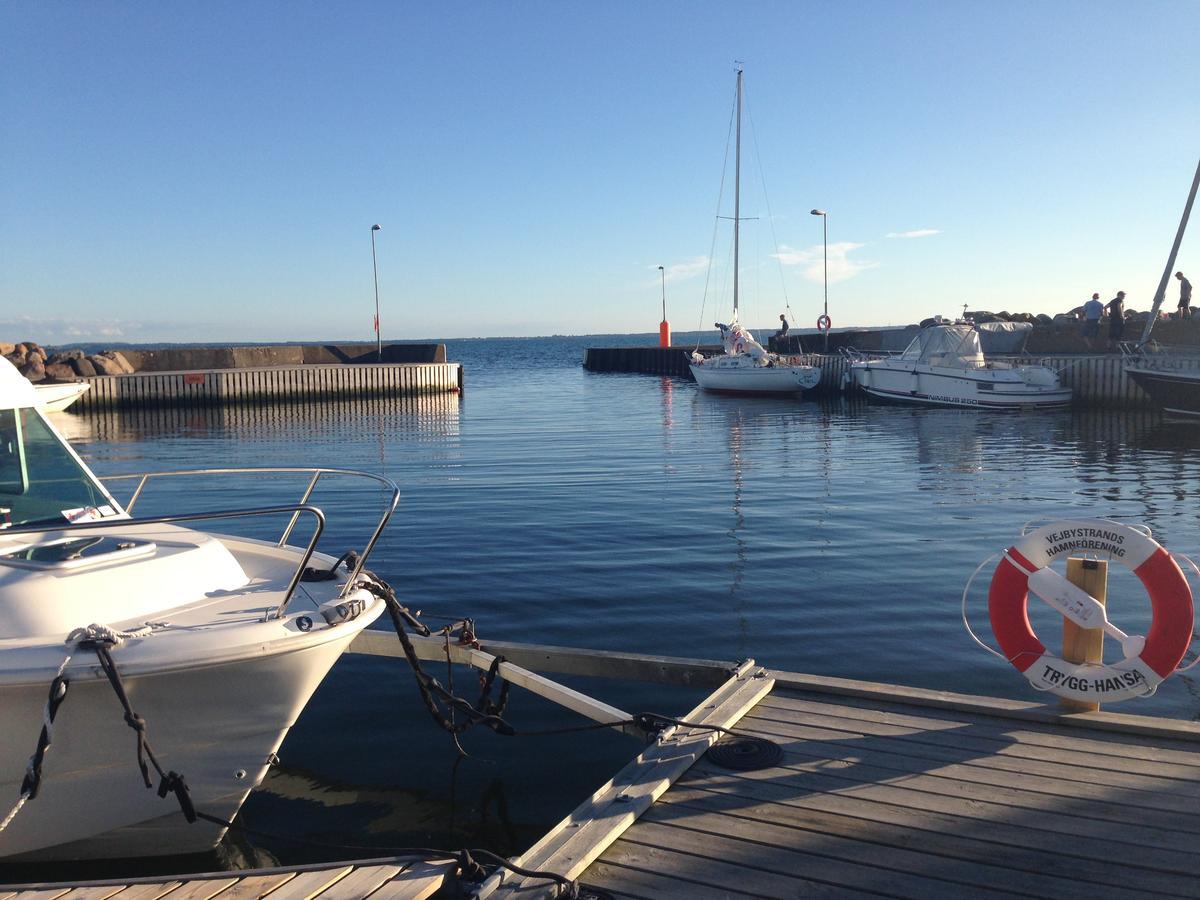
[987,519,1193,702]
[816,314,832,332]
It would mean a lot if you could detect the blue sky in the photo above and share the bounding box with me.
[2,2,1198,344]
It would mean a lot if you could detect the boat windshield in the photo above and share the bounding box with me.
[0,408,119,528]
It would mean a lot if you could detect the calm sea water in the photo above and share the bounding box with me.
[11,333,1200,879]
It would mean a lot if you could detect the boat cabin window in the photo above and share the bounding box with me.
[0,408,116,527]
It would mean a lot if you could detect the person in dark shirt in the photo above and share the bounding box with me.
[1106,291,1126,349]
[1177,272,1193,319]
[775,314,789,338]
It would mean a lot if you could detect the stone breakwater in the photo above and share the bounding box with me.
[2,342,450,385]
[2,342,134,382]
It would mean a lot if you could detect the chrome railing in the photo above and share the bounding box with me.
[0,467,400,619]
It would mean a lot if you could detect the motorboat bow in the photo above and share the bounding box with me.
[847,322,1072,409]
[0,357,398,861]
[33,381,90,413]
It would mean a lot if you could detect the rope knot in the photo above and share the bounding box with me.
[456,849,488,882]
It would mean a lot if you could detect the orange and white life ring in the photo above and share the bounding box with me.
[816,314,832,332]
[988,519,1193,702]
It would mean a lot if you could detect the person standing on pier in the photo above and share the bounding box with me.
[1081,293,1104,349]
[1176,271,1193,320]
[1106,291,1126,350]
[775,314,789,338]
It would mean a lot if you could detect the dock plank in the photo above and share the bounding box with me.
[739,705,1200,807]
[752,693,1200,782]
[734,718,1200,831]
[754,691,1200,765]
[107,884,183,899]
[655,782,1196,896]
[140,878,238,900]
[200,873,295,899]
[675,763,1200,876]
[368,862,450,899]
[253,867,351,899]
[307,865,402,899]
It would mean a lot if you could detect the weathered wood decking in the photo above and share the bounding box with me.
[7,648,1200,899]
[0,857,451,899]
[582,672,1200,899]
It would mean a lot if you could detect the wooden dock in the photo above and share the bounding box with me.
[576,672,1200,899]
[0,856,453,899]
[70,363,463,411]
[6,640,1200,899]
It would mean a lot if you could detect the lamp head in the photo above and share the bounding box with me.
[658,265,664,272]
[810,209,826,217]
[371,224,381,231]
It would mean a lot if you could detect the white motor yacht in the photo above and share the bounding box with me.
[848,322,1071,409]
[33,382,90,413]
[0,358,397,861]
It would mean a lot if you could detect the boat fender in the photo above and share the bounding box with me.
[816,314,832,332]
[987,519,1193,702]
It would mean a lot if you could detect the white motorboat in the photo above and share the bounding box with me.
[848,322,1072,409]
[688,69,821,396]
[34,381,90,413]
[0,357,398,861]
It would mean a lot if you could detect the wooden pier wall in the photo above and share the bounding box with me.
[583,346,1153,409]
[71,363,463,411]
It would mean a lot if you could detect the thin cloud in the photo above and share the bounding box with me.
[651,256,709,285]
[886,228,941,239]
[773,242,878,284]
[0,316,198,344]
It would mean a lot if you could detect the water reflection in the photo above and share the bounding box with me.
[49,392,461,444]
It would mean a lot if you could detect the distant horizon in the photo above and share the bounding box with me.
[34,323,918,352]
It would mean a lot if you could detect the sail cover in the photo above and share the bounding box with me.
[717,317,768,360]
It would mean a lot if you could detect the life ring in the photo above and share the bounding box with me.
[987,519,1193,702]
[816,314,832,332]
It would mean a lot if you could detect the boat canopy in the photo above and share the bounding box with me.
[976,320,1033,353]
[899,324,987,368]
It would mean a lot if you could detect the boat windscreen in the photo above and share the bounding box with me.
[0,409,118,527]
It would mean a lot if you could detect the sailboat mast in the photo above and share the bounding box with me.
[1139,156,1200,345]
[732,68,742,318]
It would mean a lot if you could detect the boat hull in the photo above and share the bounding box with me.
[1126,365,1200,417]
[33,382,90,413]
[850,361,1071,409]
[0,613,380,861]
[689,361,820,395]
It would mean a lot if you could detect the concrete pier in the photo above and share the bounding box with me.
[584,345,1156,409]
[71,362,462,411]
[53,342,462,411]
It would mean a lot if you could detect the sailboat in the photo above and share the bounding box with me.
[688,69,821,395]
[1123,156,1200,416]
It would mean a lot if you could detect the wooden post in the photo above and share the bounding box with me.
[1061,557,1108,712]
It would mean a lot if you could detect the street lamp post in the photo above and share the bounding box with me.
[810,209,828,351]
[658,265,670,348]
[370,224,382,361]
